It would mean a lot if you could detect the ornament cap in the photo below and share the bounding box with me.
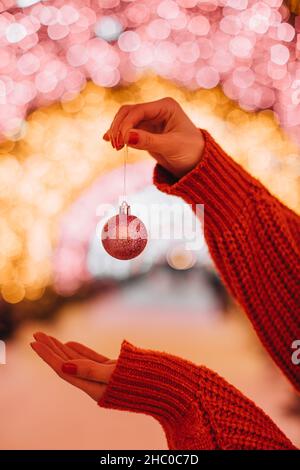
[119,200,131,215]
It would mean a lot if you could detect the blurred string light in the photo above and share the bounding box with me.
[0,76,297,303]
[0,1,299,144]
[5,22,27,43]
[16,1,45,7]
[94,16,123,42]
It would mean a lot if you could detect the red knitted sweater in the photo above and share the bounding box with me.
[99,130,300,450]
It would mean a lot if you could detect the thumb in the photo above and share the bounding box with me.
[126,129,166,154]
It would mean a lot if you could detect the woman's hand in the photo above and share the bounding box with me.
[103,97,205,179]
[30,332,116,402]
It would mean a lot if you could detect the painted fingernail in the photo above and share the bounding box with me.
[62,362,77,375]
[102,132,110,141]
[128,131,139,145]
[116,132,124,149]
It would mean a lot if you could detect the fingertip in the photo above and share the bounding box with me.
[33,330,45,336]
[33,331,44,340]
[102,132,110,141]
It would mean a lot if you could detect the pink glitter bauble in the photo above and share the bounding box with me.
[101,204,147,260]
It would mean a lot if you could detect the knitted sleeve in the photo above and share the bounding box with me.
[153,129,300,393]
[98,341,296,450]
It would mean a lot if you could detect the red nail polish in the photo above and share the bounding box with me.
[117,133,124,148]
[62,363,77,375]
[128,132,139,145]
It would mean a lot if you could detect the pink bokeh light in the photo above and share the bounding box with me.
[0,0,299,145]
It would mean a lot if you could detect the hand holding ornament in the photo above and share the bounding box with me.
[103,97,205,179]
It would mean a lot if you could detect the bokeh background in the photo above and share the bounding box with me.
[0,0,299,450]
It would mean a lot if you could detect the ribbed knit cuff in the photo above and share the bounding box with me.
[153,129,263,235]
[98,340,200,429]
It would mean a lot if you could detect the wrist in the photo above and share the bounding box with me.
[153,129,264,235]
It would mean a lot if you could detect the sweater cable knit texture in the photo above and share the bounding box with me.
[99,130,300,450]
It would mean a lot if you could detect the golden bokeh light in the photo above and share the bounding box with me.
[0,77,299,303]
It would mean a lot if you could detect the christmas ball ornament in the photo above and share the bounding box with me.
[102,201,148,260]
